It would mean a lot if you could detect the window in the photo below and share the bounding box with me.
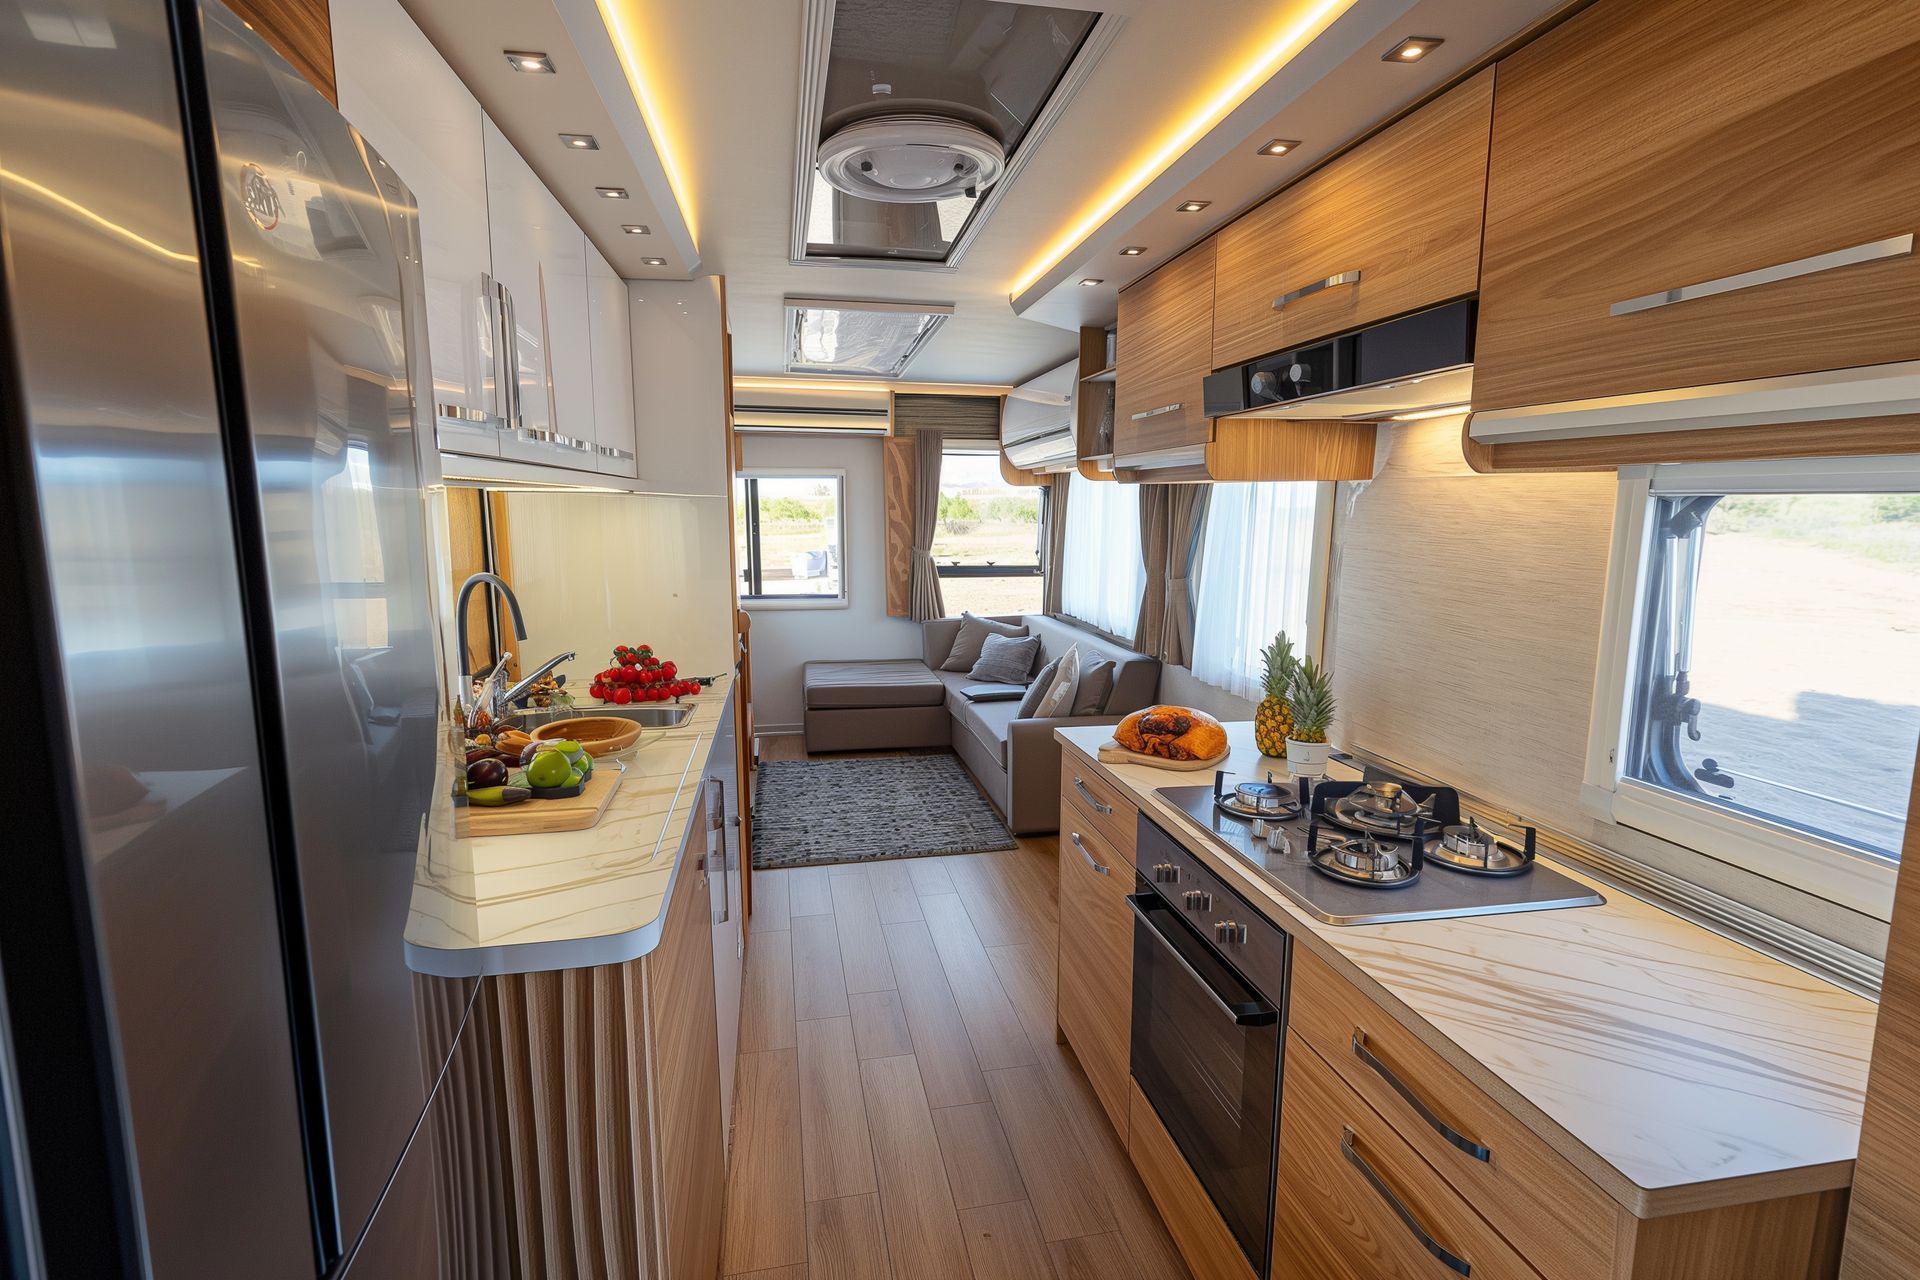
[932,450,1043,617]
[1059,471,1141,639]
[1587,459,1920,919]
[734,471,847,607]
[1189,482,1328,700]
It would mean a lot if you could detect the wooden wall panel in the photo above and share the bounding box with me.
[1840,758,1920,1277]
[882,436,915,619]
[227,0,335,104]
[1467,413,1920,473]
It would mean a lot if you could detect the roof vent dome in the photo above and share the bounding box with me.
[816,113,1006,204]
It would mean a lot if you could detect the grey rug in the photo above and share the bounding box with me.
[751,754,1016,870]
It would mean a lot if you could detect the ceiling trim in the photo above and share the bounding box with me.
[557,0,701,269]
[785,2,1126,274]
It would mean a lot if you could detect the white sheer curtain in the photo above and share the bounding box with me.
[1059,472,1143,639]
[1190,482,1322,699]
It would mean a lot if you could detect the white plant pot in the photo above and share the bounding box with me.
[1285,738,1333,777]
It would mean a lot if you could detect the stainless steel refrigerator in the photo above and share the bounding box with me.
[0,1,466,1275]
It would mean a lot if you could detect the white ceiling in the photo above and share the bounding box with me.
[405,0,1566,387]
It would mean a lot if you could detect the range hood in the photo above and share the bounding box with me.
[1002,358,1079,471]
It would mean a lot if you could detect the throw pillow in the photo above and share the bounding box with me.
[1070,659,1116,716]
[1034,644,1081,719]
[967,632,1040,684]
[1017,657,1062,718]
[942,612,1027,672]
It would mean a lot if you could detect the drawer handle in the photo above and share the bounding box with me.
[1073,776,1114,815]
[1128,402,1184,422]
[1353,1029,1492,1163]
[1272,269,1361,311]
[1610,233,1914,316]
[1342,1127,1472,1276]
[1069,831,1110,876]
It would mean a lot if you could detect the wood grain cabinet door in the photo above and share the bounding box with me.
[647,849,725,1279]
[1472,0,1920,413]
[1211,69,1493,370]
[1114,239,1217,461]
[1055,811,1134,1138]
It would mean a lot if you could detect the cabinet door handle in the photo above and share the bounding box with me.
[1069,831,1110,876]
[1353,1029,1491,1162]
[1341,1127,1472,1277]
[596,444,635,461]
[1610,233,1914,316]
[1272,269,1361,311]
[1072,776,1114,814]
[1128,402,1184,422]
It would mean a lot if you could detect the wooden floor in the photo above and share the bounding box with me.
[723,737,1190,1280]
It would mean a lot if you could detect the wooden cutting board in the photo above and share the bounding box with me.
[1096,741,1229,772]
[456,765,624,838]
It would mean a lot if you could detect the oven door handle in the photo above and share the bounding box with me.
[1126,894,1277,1027]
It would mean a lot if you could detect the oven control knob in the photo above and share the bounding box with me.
[1215,921,1248,946]
[1183,890,1212,912]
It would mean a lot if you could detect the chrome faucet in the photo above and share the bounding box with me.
[501,651,577,710]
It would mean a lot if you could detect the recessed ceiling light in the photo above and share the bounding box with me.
[1118,245,1147,257]
[505,50,554,73]
[621,224,652,235]
[560,133,599,150]
[596,186,629,199]
[1383,36,1444,62]
[641,257,667,267]
[1176,200,1211,213]
[1256,138,1300,157]
[1079,279,1104,287]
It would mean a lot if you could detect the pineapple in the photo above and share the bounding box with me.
[1254,632,1297,758]
[1287,657,1336,745]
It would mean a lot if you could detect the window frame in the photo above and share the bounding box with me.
[734,467,850,611]
[1584,456,1920,921]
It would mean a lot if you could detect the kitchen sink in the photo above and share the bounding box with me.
[511,702,696,731]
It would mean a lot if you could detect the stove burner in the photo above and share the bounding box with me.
[1212,769,1304,821]
[1427,817,1537,878]
[1305,818,1422,889]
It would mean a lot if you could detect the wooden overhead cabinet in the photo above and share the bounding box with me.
[1113,239,1216,466]
[1468,0,1920,466]
[1211,69,1494,370]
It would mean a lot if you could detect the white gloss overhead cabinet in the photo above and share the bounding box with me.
[587,244,638,478]
[330,0,500,457]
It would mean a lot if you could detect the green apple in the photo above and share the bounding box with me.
[525,750,573,790]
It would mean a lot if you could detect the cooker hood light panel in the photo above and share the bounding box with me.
[784,297,955,378]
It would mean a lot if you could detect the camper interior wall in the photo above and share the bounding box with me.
[735,432,918,731]
[1325,417,1888,961]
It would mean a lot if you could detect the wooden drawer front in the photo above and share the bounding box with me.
[1473,0,1920,413]
[1129,1080,1258,1280]
[1211,69,1492,369]
[1057,816,1133,1135]
[1289,948,1615,1280]
[1275,1031,1545,1280]
[1061,758,1138,856]
[1115,239,1216,459]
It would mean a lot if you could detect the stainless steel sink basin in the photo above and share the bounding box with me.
[511,702,696,731]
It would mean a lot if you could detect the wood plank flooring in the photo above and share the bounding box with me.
[725,739,1190,1280]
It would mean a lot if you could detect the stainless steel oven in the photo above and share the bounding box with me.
[1130,814,1291,1278]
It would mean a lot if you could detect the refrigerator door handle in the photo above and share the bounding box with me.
[710,778,731,925]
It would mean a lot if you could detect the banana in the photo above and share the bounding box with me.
[466,786,531,807]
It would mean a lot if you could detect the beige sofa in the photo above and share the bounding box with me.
[802,614,1160,833]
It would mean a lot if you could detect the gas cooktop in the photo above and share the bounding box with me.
[1159,779,1604,927]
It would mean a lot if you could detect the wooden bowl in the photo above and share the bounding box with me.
[530,716,643,758]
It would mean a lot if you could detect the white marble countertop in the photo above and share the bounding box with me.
[404,675,731,977]
[1058,722,1879,1217]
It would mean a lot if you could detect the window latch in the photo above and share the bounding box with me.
[1679,694,1703,742]
[1694,757,1735,789]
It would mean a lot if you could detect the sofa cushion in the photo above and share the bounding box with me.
[1017,656,1061,718]
[941,612,1028,672]
[967,633,1040,684]
[1071,659,1116,716]
[950,692,1020,766]
[804,660,946,710]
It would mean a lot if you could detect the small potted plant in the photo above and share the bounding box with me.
[1285,656,1336,777]
[1254,631,1296,760]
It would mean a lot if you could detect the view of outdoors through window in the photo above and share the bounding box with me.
[933,451,1043,616]
[1628,491,1920,857]
[734,475,844,601]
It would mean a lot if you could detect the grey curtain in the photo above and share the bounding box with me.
[1133,483,1206,664]
[909,429,946,622]
[1041,472,1071,614]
